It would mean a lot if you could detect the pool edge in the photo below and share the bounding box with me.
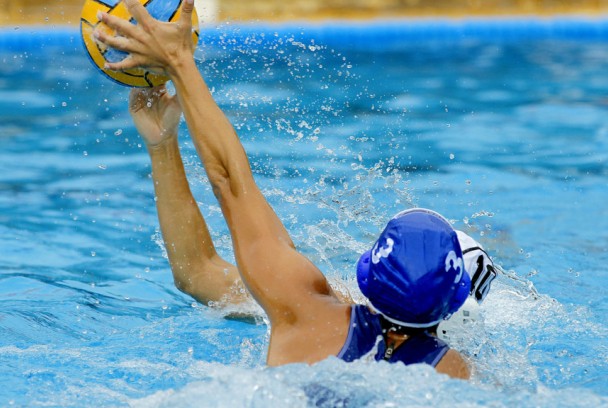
[3,18,608,51]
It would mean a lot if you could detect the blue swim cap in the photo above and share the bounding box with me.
[356,208,470,328]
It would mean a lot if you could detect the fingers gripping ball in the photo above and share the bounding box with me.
[80,0,200,87]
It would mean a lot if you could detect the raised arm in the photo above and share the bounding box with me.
[96,0,346,330]
[128,85,244,305]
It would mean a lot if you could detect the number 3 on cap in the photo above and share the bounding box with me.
[372,238,394,264]
[445,251,464,282]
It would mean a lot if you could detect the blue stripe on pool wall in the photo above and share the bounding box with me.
[0,27,82,52]
[2,18,608,51]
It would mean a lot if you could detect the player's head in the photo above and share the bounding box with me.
[356,208,470,328]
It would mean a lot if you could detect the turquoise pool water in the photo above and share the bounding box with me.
[1,20,607,406]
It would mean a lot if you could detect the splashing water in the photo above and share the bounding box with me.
[0,24,607,406]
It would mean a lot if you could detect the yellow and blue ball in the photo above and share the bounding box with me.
[80,0,200,87]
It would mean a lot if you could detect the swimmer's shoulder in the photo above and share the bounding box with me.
[435,349,470,380]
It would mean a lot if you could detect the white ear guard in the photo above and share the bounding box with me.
[456,230,496,304]
[437,231,496,341]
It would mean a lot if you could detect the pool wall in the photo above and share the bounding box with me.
[3,19,608,53]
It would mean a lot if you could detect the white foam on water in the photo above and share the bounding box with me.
[129,357,607,408]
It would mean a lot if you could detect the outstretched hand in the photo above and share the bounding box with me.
[94,0,196,76]
[129,85,182,146]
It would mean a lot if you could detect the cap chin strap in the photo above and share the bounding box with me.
[367,302,444,329]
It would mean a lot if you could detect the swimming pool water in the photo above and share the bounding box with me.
[1,21,607,406]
